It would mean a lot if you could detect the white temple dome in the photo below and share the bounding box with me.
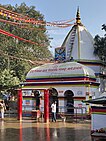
[26,62,95,80]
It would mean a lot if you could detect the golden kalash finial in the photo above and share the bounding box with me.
[76,7,81,24]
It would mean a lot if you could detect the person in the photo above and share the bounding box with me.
[51,101,57,122]
[5,103,9,111]
[0,101,6,120]
[34,90,40,110]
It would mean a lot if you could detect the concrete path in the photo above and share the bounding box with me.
[0,118,91,141]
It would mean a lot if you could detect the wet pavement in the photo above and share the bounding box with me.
[0,118,92,141]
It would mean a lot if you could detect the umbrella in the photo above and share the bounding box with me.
[82,96,106,104]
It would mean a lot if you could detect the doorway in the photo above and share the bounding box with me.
[64,90,74,113]
[49,88,58,112]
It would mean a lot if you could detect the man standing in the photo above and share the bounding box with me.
[0,101,5,120]
[51,101,56,122]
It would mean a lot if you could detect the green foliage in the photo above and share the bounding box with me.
[0,3,52,91]
[94,24,106,64]
[0,69,20,88]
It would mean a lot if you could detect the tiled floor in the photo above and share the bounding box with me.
[0,118,91,141]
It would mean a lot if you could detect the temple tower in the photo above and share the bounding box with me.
[55,8,104,94]
[61,7,100,62]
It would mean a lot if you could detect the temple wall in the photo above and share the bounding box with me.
[22,83,99,115]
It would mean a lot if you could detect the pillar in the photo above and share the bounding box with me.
[44,89,49,123]
[18,89,22,121]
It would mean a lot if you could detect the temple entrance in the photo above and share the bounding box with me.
[64,90,74,113]
[49,88,58,113]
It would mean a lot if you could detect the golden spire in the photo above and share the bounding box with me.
[76,7,81,24]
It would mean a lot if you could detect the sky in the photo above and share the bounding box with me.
[0,0,106,54]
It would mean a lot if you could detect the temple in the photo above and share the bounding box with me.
[22,8,105,116]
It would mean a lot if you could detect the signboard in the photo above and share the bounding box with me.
[55,47,66,61]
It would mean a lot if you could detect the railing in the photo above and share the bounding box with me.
[57,106,87,122]
[5,105,87,121]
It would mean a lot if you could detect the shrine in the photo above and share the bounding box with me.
[21,8,105,118]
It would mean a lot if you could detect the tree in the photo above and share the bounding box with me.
[0,3,53,92]
[0,3,52,82]
[94,24,106,64]
[0,69,20,89]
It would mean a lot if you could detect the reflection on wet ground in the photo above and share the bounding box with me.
[0,118,91,141]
